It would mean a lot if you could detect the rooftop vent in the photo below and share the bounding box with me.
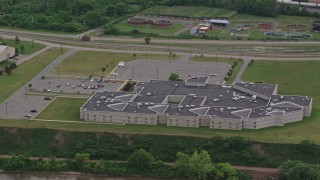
[147,93,152,96]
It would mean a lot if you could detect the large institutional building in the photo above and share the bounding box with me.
[80,77,312,130]
[0,45,15,63]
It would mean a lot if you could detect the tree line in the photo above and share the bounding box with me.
[0,150,250,180]
[0,0,139,32]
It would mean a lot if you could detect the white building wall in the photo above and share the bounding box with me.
[210,117,242,130]
[0,46,15,63]
[167,115,199,128]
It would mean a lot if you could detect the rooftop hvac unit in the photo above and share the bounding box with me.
[147,93,152,96]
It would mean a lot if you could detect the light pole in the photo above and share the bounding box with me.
[145,52,148,62]
[48,81,51,90]
[216,55,218,66]
[42,58,44,68]
[57,66,60,78]
[156,67,159,80]
[25,87,28,99]
[5,102,8,117]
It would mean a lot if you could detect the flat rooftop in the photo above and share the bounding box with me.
[82,78,312,119]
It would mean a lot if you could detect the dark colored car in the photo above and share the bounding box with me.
[44,97,52,100]
[30,110,37,113]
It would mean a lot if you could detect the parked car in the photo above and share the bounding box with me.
[24,114,32,117]
[44,97,52,100]
[111,72,118,76]
[118,61,125,68]
[210,73,217,76]
[30,110,37,113]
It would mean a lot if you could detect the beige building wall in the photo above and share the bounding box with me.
[210,117,242,130]
[167,115,199,128]
[0,46,15,63]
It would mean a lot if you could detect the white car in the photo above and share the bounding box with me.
[210,73,217,76]
[111,72,118,76]
[117,61,125,68]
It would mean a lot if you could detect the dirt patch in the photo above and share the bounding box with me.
[96,132,103,139]
[286,24,309,32]
[252,144,265,155]
[251,171,279,180]
[55,131,66,145]
[6,128,18,134]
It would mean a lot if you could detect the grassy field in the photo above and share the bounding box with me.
[2,39,45,55]
[205,13,320,40]
[192,56,244,84]
[113,18,184,36]
[0,48,67,103]
[36,97,88,121]
[142,6,237,18]
[53,51,181,76]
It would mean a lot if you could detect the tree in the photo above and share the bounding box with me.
[15,35,20,44]
[5,65,12,75]
[145,36,151,44]
[101,67,106,75]
[74,153,90,170]
[175,150,213,180]
[188,150,213,180]
[15,47,19,56]
[28,83,32,89]
[174,152,190,177]
[133,53,136,59]
[20,44,25,53]
[93,159,106,174]
[169,73,181,81]
[127,149,155,171]
[212,163,238,180]
[279,160,320,180]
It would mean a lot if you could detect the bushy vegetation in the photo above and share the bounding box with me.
[0,0,139,32]
[2,128,320,168]
[0,150,249,179]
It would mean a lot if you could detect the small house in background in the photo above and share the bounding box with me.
[190,26,199,35]
[206,19,230,27]
[313,20,320,32]
[82,35,91,41]
[198,26,211,34]
[258,22,273,30]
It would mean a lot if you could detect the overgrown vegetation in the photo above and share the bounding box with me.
[1,128,320,168]
[0,149,249,179]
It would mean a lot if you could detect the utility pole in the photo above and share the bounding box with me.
[57,66,60,78]
[146,51,148,62]
[132,66,134,79]
[216,55,218,66]
[48,81,51,90]
[157,67,159,80]
[5,102,8,117]
[25,87,28,99]
[83,20,86,34]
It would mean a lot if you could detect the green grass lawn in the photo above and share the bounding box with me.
[0,48,67,103]
[2,40,46,55]
[241,60,320,143]
[142,6,237,18]
[192,56,244,84]
[53,51,181,76]
[36,97,88,121]
[113,18,184,36]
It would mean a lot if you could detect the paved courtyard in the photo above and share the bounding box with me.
[113,55,230,84]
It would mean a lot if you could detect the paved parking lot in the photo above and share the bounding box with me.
[31,77,123,94]
[113,55,230,84]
